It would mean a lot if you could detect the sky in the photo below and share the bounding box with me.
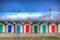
[0,0,60,16]
[0,0,60,21]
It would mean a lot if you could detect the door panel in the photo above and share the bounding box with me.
[17,25,21,33]
[26,24,30,33]
[42,24,46,33]
[0,25,3,33]
[34,25,38,33]
[8,25,12,33]
[51,25,55,32]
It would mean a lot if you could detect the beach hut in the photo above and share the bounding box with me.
[40,22,48,33]
[24,22,32,33]
[15,23,23,33]
[0,23,5,33]
[57,24,60,33]
[49,22,57,33]
[6,23,14,33]
[32,23,39,33]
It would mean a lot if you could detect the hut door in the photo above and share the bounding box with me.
[8,25,12,33]
[51,25,55,32]
[42,24,46,33]
[34,25,38,33]
[25,24,30,33]
[0,25,3,33]
[17,25,21,33]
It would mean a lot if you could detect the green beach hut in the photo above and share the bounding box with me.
[32,23,39,33]
[0,23,5,33]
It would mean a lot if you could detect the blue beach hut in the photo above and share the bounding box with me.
[40,22,48,33]
[15,23,23,33]
[6,23,14,33]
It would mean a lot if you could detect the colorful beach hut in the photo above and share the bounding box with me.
[0,23,5,33]
[49,22,57,33]
[32,23,39,33]
[24,22,32,33]
[15,23,23,33]
[6,23,14,33]
[58,24,60,33]
[40,22,48,33]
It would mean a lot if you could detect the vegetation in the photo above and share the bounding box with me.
[0,36,60,40]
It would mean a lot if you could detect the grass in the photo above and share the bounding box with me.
[0,36,60,40]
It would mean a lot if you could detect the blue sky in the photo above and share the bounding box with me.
[0,0,60,16]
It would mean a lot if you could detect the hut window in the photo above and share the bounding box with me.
[0,25,3,33]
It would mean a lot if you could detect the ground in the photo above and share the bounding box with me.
[0,37,60,40]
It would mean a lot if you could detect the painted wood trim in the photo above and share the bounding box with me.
[58,24,60,33]
[3,24,5,33]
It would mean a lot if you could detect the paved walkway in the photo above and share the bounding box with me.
[0,33,60,37]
